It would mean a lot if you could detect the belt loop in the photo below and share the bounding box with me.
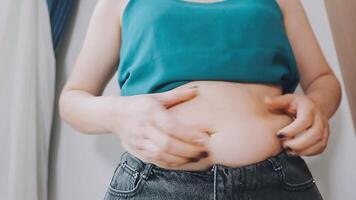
[267,157,283,171]
[120,151,129,163]
[141,163,154,180]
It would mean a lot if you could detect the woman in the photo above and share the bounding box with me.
[59,0,342,199]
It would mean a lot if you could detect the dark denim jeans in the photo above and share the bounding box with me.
[104,150,324,200]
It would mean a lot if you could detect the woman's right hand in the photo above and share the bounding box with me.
[110,86,210,169]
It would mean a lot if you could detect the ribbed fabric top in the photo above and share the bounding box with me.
[117,0,300,96]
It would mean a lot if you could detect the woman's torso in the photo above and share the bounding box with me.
[166,81,293,170]
[117,0,297,171]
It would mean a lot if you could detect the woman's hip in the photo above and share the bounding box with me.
[104,150,324,200]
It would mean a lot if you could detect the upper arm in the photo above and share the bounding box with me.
[277,0,334,91]
[62,0,124,96]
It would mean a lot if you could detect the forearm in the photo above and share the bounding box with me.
[304,73,342,119]
[59,89,124,134]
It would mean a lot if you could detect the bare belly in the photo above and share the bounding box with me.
[163,80,294,171]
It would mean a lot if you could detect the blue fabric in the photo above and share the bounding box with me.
[118,0,300,96]
[104,150,324,199]
[47,0,75,51]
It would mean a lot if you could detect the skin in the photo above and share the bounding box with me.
[58,0,341,168]
[266,0,341,156]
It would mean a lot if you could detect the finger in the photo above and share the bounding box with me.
[300,125,330,156]
[146,123,208,159]
[264,94,294,110]
[282,112,324,151]
[140,139,191,167]
[122,139,192,167]
[151,87,199,109]
[153,110,210,145]
[277,102,314,138]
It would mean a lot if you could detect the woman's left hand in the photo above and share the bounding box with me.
[264,93,330,156]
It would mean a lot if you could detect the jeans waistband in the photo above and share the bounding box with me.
[119,149,297,177]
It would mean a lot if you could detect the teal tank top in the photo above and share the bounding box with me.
[118,0,300,96]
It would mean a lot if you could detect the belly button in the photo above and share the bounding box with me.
[204,130,215,136]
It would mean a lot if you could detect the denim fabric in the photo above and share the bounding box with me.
[104,150,324,200]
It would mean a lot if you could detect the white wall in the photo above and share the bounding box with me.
[49,1,123,199]
[49,1,356,200]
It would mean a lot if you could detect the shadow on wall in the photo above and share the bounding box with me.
[95,135,123,164]
[48,0,79,198]
[49,2,124,198]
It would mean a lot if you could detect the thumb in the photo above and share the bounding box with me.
[153,86,199,109]
[264,94,294,110]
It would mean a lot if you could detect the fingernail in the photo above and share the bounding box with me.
[199,151,209,158]
[188,157,200,162]
[188,85,198,89]
[277,132,285,139]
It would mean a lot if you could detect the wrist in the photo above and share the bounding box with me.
[106,95,130,134]
[306,93,328,118]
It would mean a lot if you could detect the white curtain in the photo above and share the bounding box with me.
[0,0,55,199]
